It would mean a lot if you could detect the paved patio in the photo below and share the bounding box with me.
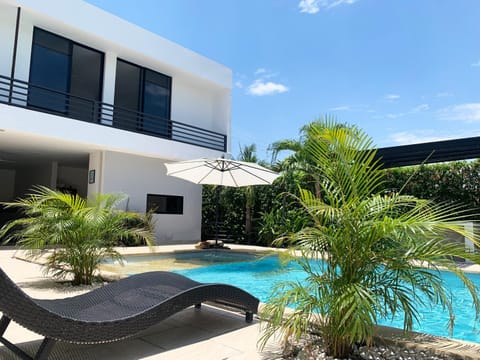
[2,245,480,359]
[0,247,283,360]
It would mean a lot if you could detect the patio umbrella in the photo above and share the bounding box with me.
[165,158,280,246]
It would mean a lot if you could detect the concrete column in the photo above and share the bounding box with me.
[12,10,33,82]
[100,51,117,125]
[87,151,104,198]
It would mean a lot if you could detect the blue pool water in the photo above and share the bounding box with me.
[175,255,480,343]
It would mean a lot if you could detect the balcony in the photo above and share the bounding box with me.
[0,75,227,152]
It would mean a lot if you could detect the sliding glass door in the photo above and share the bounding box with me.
[114,59,171,137]
[29,28,104,122]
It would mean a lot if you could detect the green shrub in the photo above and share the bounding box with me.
[0,186,154,285]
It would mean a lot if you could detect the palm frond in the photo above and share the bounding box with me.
[260,119,480,358]
[0,187,154,285]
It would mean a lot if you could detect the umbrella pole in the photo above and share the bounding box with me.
[214,185,221,248]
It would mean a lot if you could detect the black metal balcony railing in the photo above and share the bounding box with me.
[0,75,227,152]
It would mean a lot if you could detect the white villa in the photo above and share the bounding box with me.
[0,0,232,243]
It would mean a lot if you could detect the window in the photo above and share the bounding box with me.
[114,59,171,137]
[29,29,69,113]
[28,28,104,121]
[146,194,183,215]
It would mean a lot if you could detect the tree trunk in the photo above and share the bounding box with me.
[245,186,254,244]
[325,335,352,359]
[245,203,251,244]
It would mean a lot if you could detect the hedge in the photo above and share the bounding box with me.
[202,160,480,245]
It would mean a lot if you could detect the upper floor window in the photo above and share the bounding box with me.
[28,28,104,122]
[114,59,172,138]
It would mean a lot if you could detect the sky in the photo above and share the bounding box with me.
[86,0,480,162]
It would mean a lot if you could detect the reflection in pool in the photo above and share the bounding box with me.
[100,250,263,276]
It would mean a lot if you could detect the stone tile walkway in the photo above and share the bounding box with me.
[0,248,282,359]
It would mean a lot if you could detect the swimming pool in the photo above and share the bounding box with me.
[103,250,480,343]
[173,254,480,343]
[100,250,262,276]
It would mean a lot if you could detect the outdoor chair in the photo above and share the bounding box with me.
[0,268,259,360]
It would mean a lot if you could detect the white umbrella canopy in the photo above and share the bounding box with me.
[165,157,280,247]
[165,158,280,187]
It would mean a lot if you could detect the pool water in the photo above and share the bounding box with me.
[174,255,480,343]
[100,250,261,276]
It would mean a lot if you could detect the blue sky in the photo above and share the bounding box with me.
[87,0,480,162]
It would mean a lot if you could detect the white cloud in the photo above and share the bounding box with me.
[299,0,320,14]
[329,105,350,111]
[384,94,400,100]
[246,68,288,96]
[233,73,247,89]
[436,92,453,98]
[471,60,480,67]
[412,104,429,112]
[326,0,358,9]
[383,104,429,120]
[439,103,480,123]
[247,80,289,96]
[386,112,405,119]
[298,0,357,14]
[387,129,480,146]
[253,68,278,80]
[388,131,450,145]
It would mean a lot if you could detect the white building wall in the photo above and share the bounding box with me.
[0,2,230,159]
[0,5,15,78]
[171,76,215,131]
[101,52,117,125]
[0,0,232,245]
[9,6,33,83]
[0,105,222,163]
[100,151,202,244]
[5,0,232,88]
[215,89,232,153]
[88,151,103,196]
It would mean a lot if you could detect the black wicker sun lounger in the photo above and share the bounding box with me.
[0,268,259,360]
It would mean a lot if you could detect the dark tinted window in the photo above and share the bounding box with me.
[146,194,183,214]
[33,28,69,54]
[114,60,141,131]
[143,69,171,135]
[29,44,70,112]
[114,60,141,111]
[70,45,103,100]
[114,60,171,136]
[70,45,103,121]
[28,27,104,120]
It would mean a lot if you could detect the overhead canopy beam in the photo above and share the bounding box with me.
[375,136,480,168]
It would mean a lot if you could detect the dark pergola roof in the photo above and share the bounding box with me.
[376,136,480,168]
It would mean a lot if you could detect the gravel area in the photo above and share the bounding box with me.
[282,335,457,360]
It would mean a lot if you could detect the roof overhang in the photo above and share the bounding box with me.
[376,136,480,168]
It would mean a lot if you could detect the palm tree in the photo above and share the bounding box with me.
[259,120,480,358]
[269,116,347,198]
[0,186,154,285]
[238,144,259,243]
